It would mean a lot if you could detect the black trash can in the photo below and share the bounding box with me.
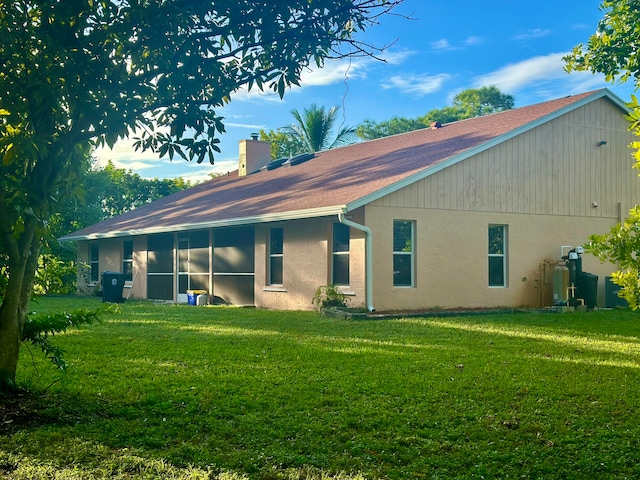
[577,272,598,309]
[101,271,126,303]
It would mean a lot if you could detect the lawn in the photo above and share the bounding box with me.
[1,296,640,479]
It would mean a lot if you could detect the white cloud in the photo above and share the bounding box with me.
[471,52,611,99]
[472,53,569,92]
[228,85,283,103]
[220,50,413,104]
[513,28,551,40]
[431,37,483,51]
[463,36,483,46]
[299,57,369,87]
[381,73,451,97]
[380,48,415,65]
[95,139,159,170]
[430,39,454,51]
[225,122,265,130]
[229,56,374,104]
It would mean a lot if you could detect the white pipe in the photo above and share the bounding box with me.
[560,245,573,259]
[338,213,375,312]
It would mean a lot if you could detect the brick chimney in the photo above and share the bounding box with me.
[238,134,271,176]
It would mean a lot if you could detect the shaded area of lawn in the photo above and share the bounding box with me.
[2,296,640,479]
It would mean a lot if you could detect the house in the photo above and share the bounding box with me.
[60,89,640,311]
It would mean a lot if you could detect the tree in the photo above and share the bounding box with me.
[0,157,193,298]
[285,103,359,153]
[0,0,402,390]
[357,86,515,140]
[585,207,640,309]
[564,0,640,308]
[32,161,192,296]
[450,86,515,118]
[356,116,425,140]
[87,161,192,219]
[259,128,305,160]
[260,104,358,159]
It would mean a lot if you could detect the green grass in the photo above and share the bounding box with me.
[2,296,640,479]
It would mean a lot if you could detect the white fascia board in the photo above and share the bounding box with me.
[346,89,624,212]
[59,205,346,242]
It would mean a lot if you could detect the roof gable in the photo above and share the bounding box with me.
[61,89,626,241]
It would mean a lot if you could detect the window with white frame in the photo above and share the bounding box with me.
[89,243,99,283]
[269,227,283,285]
[488,224,507,287]
[122,240,133,282]
[332,223,350,286]
[393,220,414,287]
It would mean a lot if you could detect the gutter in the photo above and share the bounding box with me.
[59,205,347,242]
[338,212,375,313]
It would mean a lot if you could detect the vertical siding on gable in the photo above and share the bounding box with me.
[370,98,640,218]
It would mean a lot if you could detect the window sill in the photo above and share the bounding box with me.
[339,290,357,296]
[263,286,287,292]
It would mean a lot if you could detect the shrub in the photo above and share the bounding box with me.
[34,255,77,295]
[312,285,349,310]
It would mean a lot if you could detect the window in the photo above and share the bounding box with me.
[332,223,350,286]
[89,243,99,283]
[488,225,507,287]
[122,240,133,282]
[269,227,283,285]
[393,220,414,287]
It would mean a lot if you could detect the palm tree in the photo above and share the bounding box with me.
[283,103,358,153]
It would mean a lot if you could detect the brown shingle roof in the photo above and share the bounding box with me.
[60,89,617,240]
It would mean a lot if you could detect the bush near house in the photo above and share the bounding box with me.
[312,284,350,309]
[1,296,639,479]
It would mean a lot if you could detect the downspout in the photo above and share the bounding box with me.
[338,213,375,312]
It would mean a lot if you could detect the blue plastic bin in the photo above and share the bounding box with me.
[186,290,207,305]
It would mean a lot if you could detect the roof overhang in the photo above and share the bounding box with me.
[59,205,347,242]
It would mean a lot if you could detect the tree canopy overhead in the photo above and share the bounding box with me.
[1,0,400,165]
[0,0,403,390]
[564,0,640,87]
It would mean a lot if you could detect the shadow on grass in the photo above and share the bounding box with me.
[4,304,640,479]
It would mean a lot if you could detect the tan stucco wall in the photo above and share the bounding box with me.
[366,205,620,311]
[255,216,367,310]
[101,239,121,273]
[76,237,147,299]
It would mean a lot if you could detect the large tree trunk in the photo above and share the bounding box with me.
[0,222,41,391]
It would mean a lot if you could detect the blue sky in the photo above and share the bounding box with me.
[95,0,637,182]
